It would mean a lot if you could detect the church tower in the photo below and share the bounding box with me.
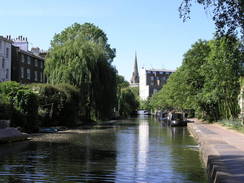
[130,53,139,86]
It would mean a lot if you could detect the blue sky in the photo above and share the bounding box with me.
[0,0,215,81]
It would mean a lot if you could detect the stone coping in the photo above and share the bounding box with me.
[0,128,29,143]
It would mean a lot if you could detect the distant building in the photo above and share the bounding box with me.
[31,47,48,59]
[11,46,45,83]
[130,53,139,87]
[139,68,174,100]
[0,35,45,84]
[12,36,29,52]
[0,36,12,82]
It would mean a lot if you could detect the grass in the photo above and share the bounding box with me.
[217,119,244,133]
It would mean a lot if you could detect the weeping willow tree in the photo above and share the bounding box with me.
[45,23,117,121]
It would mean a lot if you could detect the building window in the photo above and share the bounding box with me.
[34,71,38,81]
[21,55,25,63]
[6,48,9,58]
[1,57,4,68]
[27,68,30,79]
[150,76,154,81]
[0,40,2,50]
[35,59,38,67]
[153,89,157,94]
[40,72,43,82]
[40,61,43,69]
[6,69,9,79]
[27,57,31,65]
[157,79,160,86]
[21,67,24,78]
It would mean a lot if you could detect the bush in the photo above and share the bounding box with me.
[29,83,80,127]
[0,81,39,132]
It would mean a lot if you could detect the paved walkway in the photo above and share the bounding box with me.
[188,119,244,183]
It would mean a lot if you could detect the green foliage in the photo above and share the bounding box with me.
[218,119,244,129]
[179,0,244,36]
[140,99,152,110]
[130,87,139,102]
[45,22,117,121]
[29,83,80,127]
[116,75,129,89]
[150,36,243,122]
[119,88,139,117]
[0,81,39,132]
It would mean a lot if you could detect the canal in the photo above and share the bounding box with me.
[0,116,207,183]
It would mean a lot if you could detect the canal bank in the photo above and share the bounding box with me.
[188,119,244,183]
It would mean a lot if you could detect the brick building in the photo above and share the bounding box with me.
[0,35,45,84]
[11,46,45,83]
[139,68,174,100]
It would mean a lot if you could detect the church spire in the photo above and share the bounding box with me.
[130,52,139,84]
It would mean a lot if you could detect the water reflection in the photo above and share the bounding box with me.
[137,120,149,174]
[0,117,207,183]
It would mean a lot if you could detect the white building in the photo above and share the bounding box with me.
[12,36,28,52]
[0,36,12,82]
[139,67,174,100]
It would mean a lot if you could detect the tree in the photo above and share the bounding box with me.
[199,36,243,120]
[179,0,244,36]
[45,23,117,121]
[150,36,243,121]
[119,88,139,117]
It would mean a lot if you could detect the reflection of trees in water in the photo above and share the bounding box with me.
[0,132,117,183]
[149,118,207,183]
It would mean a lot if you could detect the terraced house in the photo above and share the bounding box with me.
[0,36,12,82]
[0,35,46,84]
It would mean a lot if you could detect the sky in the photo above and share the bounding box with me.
[0,0,216,81]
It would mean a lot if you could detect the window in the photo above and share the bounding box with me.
[6,69,9,79]
[40,61,43,69]
[34,71,38,81]
[21,55,25,63]
[6,48,9,58]
[0,40,2,50]
[1,57,4,68]
[35,59,38,67]
[27,56,31,65]
[157,79,160,86]
[27,68,30,79]
[40,72,43,82]
[150,76,154,81]
[21,67,24,78]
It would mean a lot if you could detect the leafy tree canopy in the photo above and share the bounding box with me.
[150,36,243,121]
[45,23,117,121]
[179,0,244,36]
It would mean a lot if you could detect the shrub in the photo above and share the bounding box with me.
[29,83,80,127]
[0,81,39,132]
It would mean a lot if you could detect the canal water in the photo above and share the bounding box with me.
[0,116,207,183]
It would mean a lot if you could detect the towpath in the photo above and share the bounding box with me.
[188,119,244,183]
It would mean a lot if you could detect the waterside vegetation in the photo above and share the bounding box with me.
[149,35,244,122]
[0,23,139,132]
